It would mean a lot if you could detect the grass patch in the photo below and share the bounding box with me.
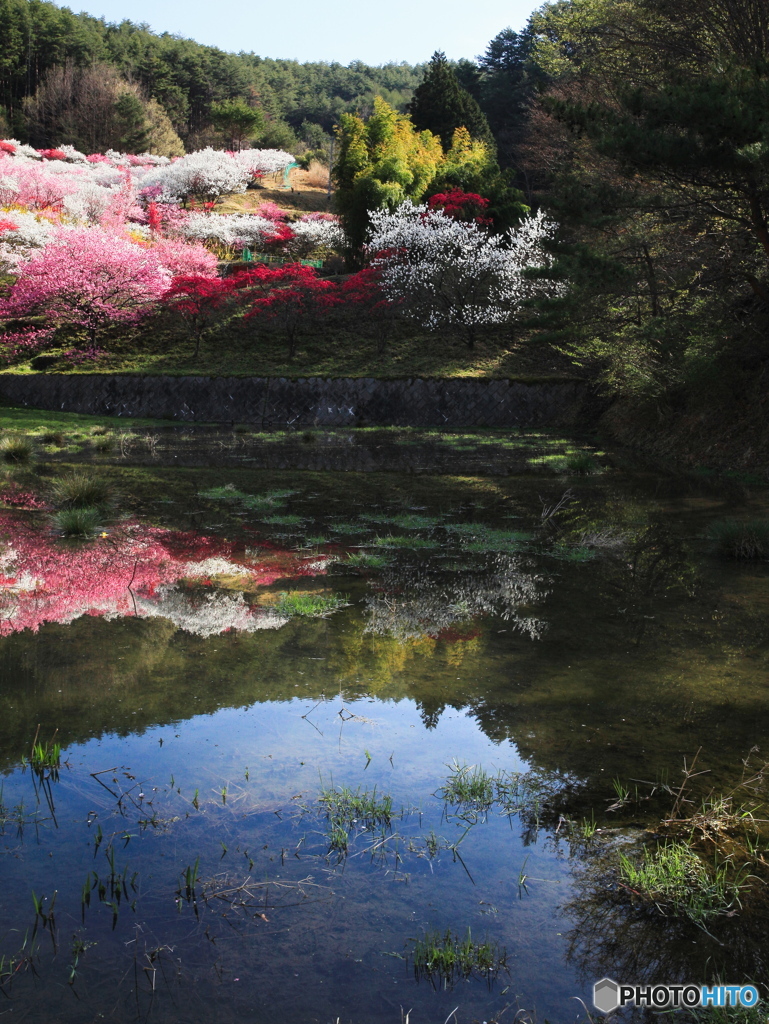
[261,513,305,527]
[273,591,347,617]
[617,841,748,924]
[550,542,597,562]
[51,506,104,538]
[318,784,396,856]
[318,785,395,829]
[337,551,390,570]
[682,1003,769,1022]
[564,451,597,474]
[409,928,507,987]
[0,406,166,435]
[91,435,114,453]
[445,522,531,553]
[303,535,328,546]
[40,430,65,447]
[50,471,112,509]
[372,534,437,549]
[0,436,34,463]
[439,761,496,810]
[708,519,769,559]
[198,484,298,512]
[328,520,367,535]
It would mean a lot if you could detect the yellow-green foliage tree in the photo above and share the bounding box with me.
[333,97,443,259]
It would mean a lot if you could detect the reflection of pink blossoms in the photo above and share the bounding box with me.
[0,515,327,636]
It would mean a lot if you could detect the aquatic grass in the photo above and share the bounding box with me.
[198,485,298,512]
[564,452,597,475]
[29,740,61,774]
[409,928,507,987]
[444,522,531,553]
[439,761,495,810]
[274,591,347,617]
[51,507,104,538]
[550,542,597,562]
[708,519,769,560]
[50,472,112,509]
[318,784,395,829]
[0,436,34,464]
[329,520,367,534]
[388,513,441,530]
[617,841,749,924]
[303,535,328,547]
[0,932,38,992]
[261,513,305,526]
[372,534,437,549]
[337,551,390,570]
[683,1002,769,1022]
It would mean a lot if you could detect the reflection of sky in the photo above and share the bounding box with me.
[0,513,325,636]
[0,694,589,1023]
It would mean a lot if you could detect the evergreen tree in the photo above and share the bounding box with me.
[210,99,264,150]
[408,51,495,152]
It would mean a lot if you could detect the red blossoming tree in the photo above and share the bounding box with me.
[161,275,234,356]
[341,267,402,354]
[241,264,338,359]
[427,189,492,225]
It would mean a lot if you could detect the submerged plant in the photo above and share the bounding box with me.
[708,519,769,560]
[409,928,507,988]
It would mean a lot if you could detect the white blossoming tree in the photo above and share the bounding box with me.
[367,202,561,348]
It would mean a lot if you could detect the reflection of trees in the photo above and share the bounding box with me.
[562,843,769,1002]
[0,512,322,637]
[363,554,548,642]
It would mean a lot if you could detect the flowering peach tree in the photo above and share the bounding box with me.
[367,203,561,348]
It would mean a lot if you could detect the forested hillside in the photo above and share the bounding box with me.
[0,0,422,146]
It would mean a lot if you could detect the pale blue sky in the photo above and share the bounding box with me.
[61,0,537,64]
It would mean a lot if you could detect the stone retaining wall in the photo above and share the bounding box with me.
[0,374,597,428]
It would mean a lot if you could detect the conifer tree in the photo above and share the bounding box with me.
[408,52,495,152]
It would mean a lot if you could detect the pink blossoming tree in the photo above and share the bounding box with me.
[0,228,170,345]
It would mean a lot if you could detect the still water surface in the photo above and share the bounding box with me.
[0,458,768,1022]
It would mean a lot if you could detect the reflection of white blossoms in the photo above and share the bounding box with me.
[364,555,548,642]
[130,588,288,638]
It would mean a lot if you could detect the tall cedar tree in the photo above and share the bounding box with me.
[409,52,495,152]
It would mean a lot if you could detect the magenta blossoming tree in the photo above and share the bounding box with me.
[0,228,170,344]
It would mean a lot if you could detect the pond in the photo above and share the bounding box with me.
[0,442,768,1023]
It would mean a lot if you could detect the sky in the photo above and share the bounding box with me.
[61,0,537,64]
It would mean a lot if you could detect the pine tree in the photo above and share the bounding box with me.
[408,52,495,152]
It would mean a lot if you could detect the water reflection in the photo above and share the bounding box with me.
[0,464,768,1020]
[0,512,326,636]
[364,554,548,641]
